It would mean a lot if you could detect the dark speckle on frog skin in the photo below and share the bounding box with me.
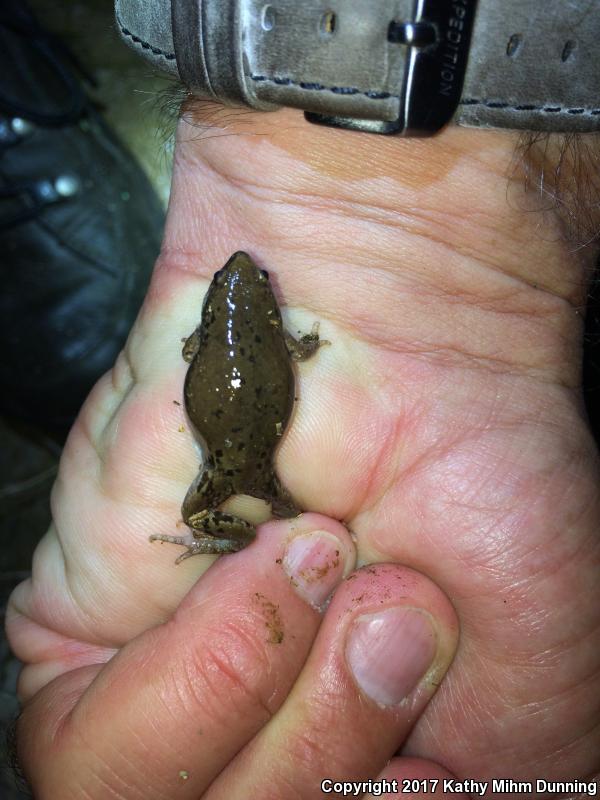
[150,251,328,563]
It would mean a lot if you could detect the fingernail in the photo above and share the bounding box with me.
[283,531,348,609]
[346,607,437,706]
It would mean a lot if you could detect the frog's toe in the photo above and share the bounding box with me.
[149,533,193,547]
[173,537,243,563]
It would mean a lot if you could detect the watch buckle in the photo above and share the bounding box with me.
[305,0,478,137]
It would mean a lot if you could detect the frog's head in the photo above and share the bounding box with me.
[204,251,275,311]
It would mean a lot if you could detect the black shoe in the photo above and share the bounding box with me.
[0,0,164,438]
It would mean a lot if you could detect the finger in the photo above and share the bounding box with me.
[16,514,355,800]
[205,563,459,799]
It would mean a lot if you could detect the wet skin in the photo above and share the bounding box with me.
[150,251,325,563]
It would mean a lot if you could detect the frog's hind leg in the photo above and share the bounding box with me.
[180,461,257,556]
[185,509,255,552]
[254,473,301,518]
[150,460,252,562]
[180,458,231,522]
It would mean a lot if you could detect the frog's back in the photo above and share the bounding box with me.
[184,253,295,471]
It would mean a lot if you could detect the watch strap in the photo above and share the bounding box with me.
[460,1,599,132]
[114,0,600,134]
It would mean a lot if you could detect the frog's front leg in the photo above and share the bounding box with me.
[285,321,330,362]
[181,328,202,363]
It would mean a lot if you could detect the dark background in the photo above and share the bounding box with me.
[0,1,171,796]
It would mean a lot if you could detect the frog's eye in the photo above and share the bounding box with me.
[260,269,269,280]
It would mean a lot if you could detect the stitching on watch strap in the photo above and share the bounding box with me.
[461,98,600,117]
[116,16,176,60]
[250,74,397,102]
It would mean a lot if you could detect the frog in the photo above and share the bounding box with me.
[150,251,326,563]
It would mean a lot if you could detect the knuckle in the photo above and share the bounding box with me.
[279,689,351,771]
[170,617,276,722]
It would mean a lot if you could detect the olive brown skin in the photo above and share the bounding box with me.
[150,251,325,563]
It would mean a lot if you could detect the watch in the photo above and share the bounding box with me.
[114,0,600,137]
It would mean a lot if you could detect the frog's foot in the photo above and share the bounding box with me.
[285,321,331,362]
[149,531,247,563]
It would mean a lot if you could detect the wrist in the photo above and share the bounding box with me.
[159,108,593,388]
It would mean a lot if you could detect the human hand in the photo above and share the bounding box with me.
[5,110,461,795]
[7,107,600,793]
[157,109,600,779]
[8,491,460,797]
